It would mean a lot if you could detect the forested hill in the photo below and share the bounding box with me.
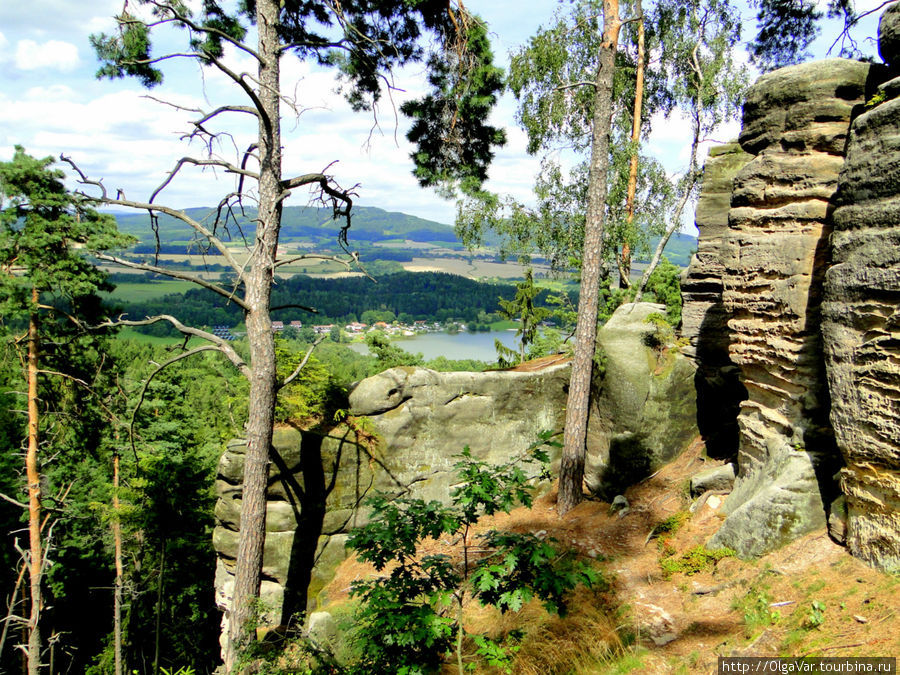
[112,205,459,246]
[111,204,699,265]
[112,271,557,330]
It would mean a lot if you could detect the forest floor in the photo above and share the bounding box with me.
[320,438,900,674]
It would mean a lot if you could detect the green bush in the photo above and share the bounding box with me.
[345,432,601,674]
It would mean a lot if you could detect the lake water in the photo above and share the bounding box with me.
[348,330,518,363]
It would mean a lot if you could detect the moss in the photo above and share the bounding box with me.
[660,545,736,577]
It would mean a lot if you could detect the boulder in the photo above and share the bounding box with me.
[586,303,698,496]
[690,463,737,497]
[212,304,699,628]
[879,1,900,66]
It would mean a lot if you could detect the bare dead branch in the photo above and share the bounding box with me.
[269,303,318,313]
[554,81,598,91]
[0,493,27,509]
[279,336,326,389]
[61,156,246,272]
[93,254,250,310]
[150,157,259,204]
[273,253,353,270]
[99,315,250,378]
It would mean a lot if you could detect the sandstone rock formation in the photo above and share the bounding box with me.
[681,142,752,457]
[822,55,900,569]
[586,303,698,496]
[707,59,874,558]
[879,0,900,65]
[213,303,699,628]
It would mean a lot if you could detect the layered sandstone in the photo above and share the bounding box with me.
[822,45,900,569]
[709,59,873,557]
[681,142,752,458]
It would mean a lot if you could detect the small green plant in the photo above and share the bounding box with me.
[806,600,826,628]
[345,431,601,675]
[648,511,689,544]
[865,89,886,109]
[738,589,781,636]
[643,313,675,350]
[469,633,522,673]
[159,668,196,675]
[659,545,735,577]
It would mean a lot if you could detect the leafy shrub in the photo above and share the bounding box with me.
[345,432,601,674]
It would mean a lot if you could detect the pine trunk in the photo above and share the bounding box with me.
[619,0,645,290]
[225,0,283,668]
[112,450,123,675]
[558,0,621,516]
[26,290,42,675]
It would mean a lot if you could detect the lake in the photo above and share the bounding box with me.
[348,330,519,362]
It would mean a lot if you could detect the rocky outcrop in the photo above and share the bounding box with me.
[822,58,900,569]
[879,1,900,65]
[213,304,699,630]
[586,303,698,496]
[681,142,752,457]
[707,59,875,558]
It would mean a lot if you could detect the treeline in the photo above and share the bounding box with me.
[111,271,560,335]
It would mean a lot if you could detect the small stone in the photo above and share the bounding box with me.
[308,611,338,648]
[690,463,736,497]
[853,615,868,624]
[610,495,629,514]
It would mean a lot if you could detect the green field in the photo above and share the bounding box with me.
[115,327,210,346]
[105,279,198,301]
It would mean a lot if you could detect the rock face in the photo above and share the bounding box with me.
[212,303,699,631]
[879,1,900,66]
[681,142,752,458]
[706,59,875,558]
[586,303,699,496]
[822,63,900,570]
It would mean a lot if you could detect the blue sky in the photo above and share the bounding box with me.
[0,1,887,230]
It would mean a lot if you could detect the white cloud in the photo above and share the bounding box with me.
[14,39,80,72]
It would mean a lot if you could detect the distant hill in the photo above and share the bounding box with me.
[113,205,459,247]
[112,205,697,266]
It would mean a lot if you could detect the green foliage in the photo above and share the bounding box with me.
[648,511,690,543]
[805,600,826,628]
[91,1,505,197]
[275,336,339,422]
[746,0,860,72]
[659,545,735,577]
[0,146,133,317]
[495,269,550,367]
[734,587,781,636]
[469,633,521,673]
[365,331,424,371]
[641,257,682,325]
[345,432,600,674]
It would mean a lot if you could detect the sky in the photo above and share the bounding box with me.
[0,1,888,231]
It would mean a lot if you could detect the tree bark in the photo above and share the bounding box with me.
[558,0,621,516]
[26,288,42,675]
[618,0,645,290]
[226,0,282,668]
[112,449,124,675]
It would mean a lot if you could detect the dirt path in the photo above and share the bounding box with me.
[320,438,900,673]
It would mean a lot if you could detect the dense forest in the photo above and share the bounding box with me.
[109,271,560,334]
